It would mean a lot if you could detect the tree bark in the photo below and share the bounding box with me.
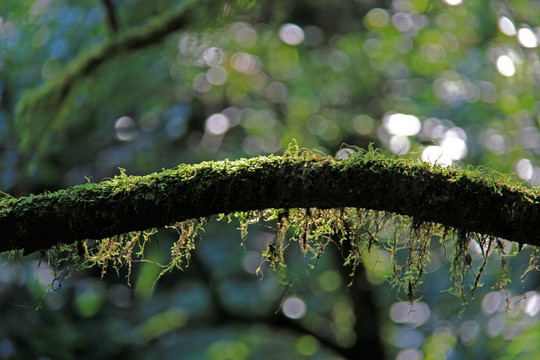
[1,154,538,254]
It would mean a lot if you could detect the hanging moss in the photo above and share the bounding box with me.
[2,146,540,300]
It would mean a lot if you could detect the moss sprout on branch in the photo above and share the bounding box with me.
[1,146,539,299]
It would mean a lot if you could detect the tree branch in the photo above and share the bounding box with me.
[17,2,192,118]
[16,0,225,154]
[1,150,538,255]
[100,0,119,35]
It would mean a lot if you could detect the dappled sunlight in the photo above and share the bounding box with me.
[282,296,306,319]
[523,292,540,317]
[206,66,228,86]
[279,24,305,46]
[498,16,516,36]
[115,116,138,142]
[421,146,453,167]
[516,158,533,180]
[442,0,462,6]
[517,27,538,49]
[205,113,230,136]
[230,52,259,74]
[4,0,540,359]
[396,348,423,360]
[496,55,516,77]
[459,320,480,344]
[389,302,431,327]
[384,113,421,137]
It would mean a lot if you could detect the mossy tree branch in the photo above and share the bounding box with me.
[1,150,539,255]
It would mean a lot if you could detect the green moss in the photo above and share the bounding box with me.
[4,145,540,302]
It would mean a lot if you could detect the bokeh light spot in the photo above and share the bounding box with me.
[265,82,287,103]
[389,302,431,327]
[242,135,263,156]
[307,115,328,135]
[318,270,342,291]
[392,12,413,32]
[516,159,533,180]
[206,113,230,135]
[487,315,505,337]
[395,35,414,54]
[363,38,383,57]
[420,43,446,63]
[279,24,305,46]
[440,137,467,160]
[206,66,228,86]
[365,8,390,29]
[498,16,516,36]
[482,291,503,314]
[524,291,540,316]
[295,336,319,356]
[202,47,224,66]
[478,81,497,103]
[231,52,258,73]
[459,320,480,344]
[361,249,391,284]
[421,146,453,167]
[193,73,212,92]
[496,55,516,77]
[115,116,138,141]
[328,50,350,71]
[335,148,356,160]
[383,112,421,136]
[517,27,538,48]
[389,135,411,155]
[231,22,258,47]
[352,115,374,135]
[396,348,424,360]
[442,0,462,6]
[440,32,459,52]
[391,328,425,349]
[481,128,511,154]
[282,297,306,319]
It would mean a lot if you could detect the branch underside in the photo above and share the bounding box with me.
[1,152,538,255]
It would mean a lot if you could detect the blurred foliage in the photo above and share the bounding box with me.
[1,0,540,359]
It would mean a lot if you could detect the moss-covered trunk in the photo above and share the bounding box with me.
[1,151,539,255]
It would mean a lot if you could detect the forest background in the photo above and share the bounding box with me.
[1,0,540,359]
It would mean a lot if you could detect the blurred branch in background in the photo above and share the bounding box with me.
[15,0,252,159]
[100,0,119,35]
[16,1,191,153]
[3,0,540,358]
[187,253,379,358]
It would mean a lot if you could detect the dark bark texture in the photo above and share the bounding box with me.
[0,154,538,254]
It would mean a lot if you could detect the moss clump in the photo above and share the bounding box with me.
[3,144,540,301]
